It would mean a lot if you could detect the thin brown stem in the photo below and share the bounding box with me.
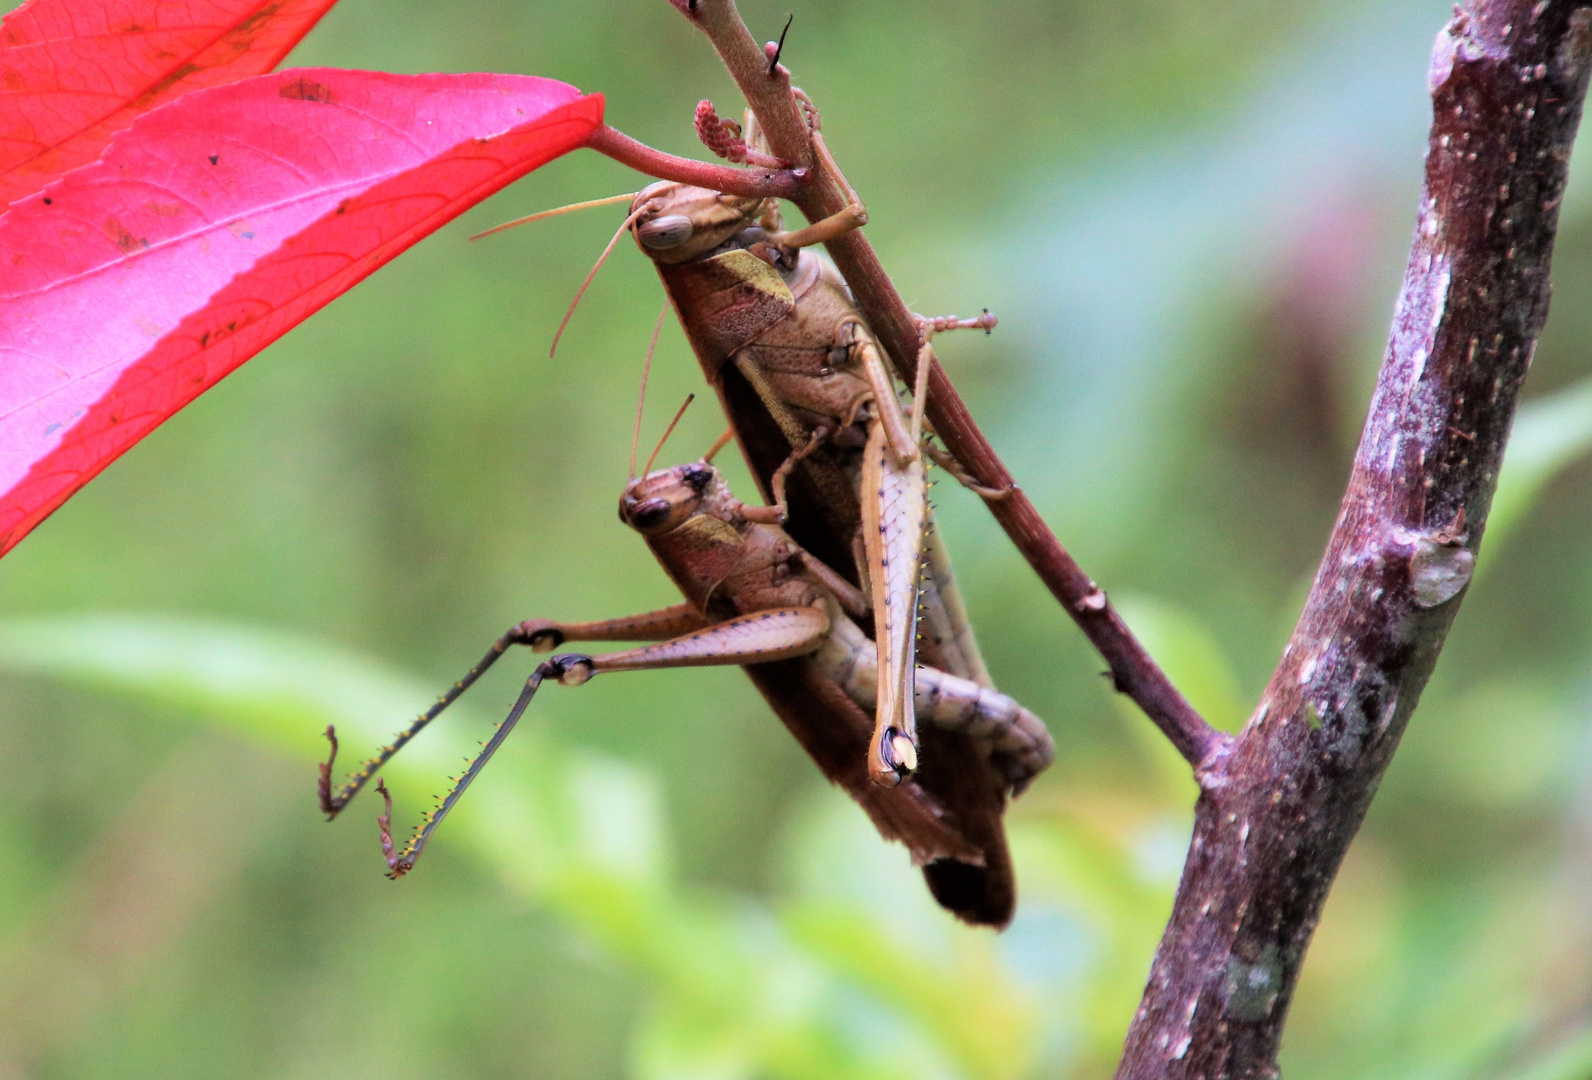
[584,124,808,200]
[667,0,1221,769]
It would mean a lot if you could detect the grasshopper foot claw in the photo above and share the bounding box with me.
[318,725,340,818]
[868,726,919,786]
[375,777,413,879]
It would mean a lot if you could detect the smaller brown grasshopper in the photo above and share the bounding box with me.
[318,430,1051,926]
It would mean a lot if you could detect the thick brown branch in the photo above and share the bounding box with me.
[584,125,808,200]
[1116,5,1592,1078]
[670,0,1222,770]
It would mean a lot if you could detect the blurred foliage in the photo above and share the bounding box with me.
[3,0,1592,1076]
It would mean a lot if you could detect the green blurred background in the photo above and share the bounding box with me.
[2,0,1592,1076]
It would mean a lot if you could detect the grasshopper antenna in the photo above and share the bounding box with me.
[549,201,657,359]
[643,394,696,478]
[630,302,670,480]
[468,192,638,242]
[701,427,735,464]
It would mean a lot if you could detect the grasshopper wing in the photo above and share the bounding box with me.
[658,250,794,376]
[658,251,863,585]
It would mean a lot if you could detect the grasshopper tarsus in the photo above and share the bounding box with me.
[317,725,341,818]
[921,441,1015,501]
[695,100,788,169]
[695,100,744,159]
[316,624,533,824]
[769,427,827,521]
[915,310,999,336]
[374,777,411,878]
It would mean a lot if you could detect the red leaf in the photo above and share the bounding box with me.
[0,68,603,556]
[0,0,340,207]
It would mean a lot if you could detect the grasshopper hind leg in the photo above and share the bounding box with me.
[319,605,710,817]
[377,654,589,877]
[917,516,995,689]
[353,606,831,875]
[859,418,928,787]
[318,624,534,818]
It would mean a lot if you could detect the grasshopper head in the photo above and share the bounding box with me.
[619,462,727,535]
[630,182,768,264]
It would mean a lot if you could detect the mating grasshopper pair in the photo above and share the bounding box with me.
[629,106,1006,787]
[319,104,1052,925]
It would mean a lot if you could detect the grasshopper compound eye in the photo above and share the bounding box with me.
[619,494,674,532]
[619,463,709,534]
[636,214,693,250]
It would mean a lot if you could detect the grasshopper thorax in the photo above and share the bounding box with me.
[630,182,770,264]
[619,462,730,535]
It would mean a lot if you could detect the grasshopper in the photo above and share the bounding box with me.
[623,106,1001,791]
[318,433,1052,926]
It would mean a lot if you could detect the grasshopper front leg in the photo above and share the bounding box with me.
[370,604,832,877]
[766,199,866,251]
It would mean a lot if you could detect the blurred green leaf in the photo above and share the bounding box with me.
[1107,595,1246,806]
[1401,679,1573,807]
[1486,376,1592,563]
[1111,596,1247,732]
[1496,1023,1592,1080]
[0,614,1063,1080]
[783,900,1038,1080]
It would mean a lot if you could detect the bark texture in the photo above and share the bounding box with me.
[1115,4,1592,1077]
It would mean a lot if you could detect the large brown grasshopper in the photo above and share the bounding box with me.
[622,106,1002,792]
[317,439,1051,926]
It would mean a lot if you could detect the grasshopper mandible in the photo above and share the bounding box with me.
[317,423,1052,925]
[623,105,1000,791]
